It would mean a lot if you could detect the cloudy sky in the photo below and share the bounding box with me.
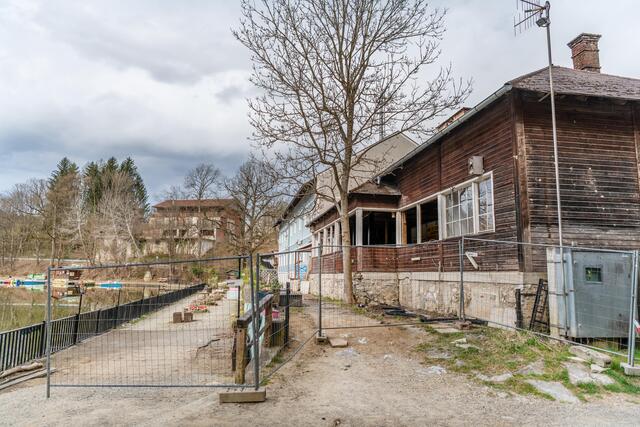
[1,0,639,202]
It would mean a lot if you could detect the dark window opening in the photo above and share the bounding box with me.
[420,200,439,242]
[363,211,396,245]
[405,207,418,244]
[585,266,602,283]
[349,215,356,245]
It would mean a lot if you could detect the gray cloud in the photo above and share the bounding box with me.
[0,0,638,201]
[33,1,249,85]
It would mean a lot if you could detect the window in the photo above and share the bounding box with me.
[478,177,494,232]
[585,266,603,283]
[445,185,474,238]
[444,175,494,238]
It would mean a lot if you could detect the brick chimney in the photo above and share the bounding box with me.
[567,33,602,73]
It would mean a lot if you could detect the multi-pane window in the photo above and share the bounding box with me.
[444,175,494,238]
[445,185,474,238]
[478,177,494,232]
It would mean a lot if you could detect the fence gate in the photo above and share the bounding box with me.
[45,255,264,394]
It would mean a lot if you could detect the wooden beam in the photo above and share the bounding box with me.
[234,327,247,384]
[510,91,532,272]
[219,388,266,403]
[633,104,640,203]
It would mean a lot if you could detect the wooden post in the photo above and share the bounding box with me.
[234,325,247,384]
[264,298,273,347]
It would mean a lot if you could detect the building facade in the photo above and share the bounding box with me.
[276,132,418,289]
[143,199,238,257]
[308,33,640,326]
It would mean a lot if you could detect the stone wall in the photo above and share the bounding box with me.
[308,272,399,306]
[309,270,546,327]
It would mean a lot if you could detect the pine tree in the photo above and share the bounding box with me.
[119,157,149,214]
[49,157,79,190]
[83,161,102,212]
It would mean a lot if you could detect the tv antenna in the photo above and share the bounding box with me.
[513,1,563,248]
[514,0,550,35]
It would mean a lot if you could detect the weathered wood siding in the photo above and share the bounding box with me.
[395,97,517,240]
[520,93,640,253]
[392,96,520,271]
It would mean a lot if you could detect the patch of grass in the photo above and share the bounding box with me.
[266,353,285,368]
[577,382,600,394]
[415,325,640,400]
[490,377,555,401]
[603,361,640,394]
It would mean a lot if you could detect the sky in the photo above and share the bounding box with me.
[1,0,639,202]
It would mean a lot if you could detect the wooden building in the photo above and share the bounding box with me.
[308,33,640,324]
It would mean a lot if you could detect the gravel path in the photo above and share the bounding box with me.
[2,306,639,426]
[49,291,239,386]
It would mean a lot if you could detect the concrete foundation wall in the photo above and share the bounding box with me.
[310,270,546,327]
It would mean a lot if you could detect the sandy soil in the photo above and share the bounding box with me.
[1,299,639,426]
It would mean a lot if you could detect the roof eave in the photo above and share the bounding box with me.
[376,84,513,179]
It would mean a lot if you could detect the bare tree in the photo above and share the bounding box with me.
[224,155,284,256]
[235,0,470,302]
[184,164,222,257]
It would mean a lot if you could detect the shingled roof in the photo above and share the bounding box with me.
[510,66,640,101]
[153,199,235,209]
[351,181,401,197]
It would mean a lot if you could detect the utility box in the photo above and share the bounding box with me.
[547,248,636,339]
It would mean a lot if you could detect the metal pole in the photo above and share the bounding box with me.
[318,243,323,338]
[45,266,52,398]
[542,3,568,337]
[237,258,241,319]
[249,254,260,390]
[73,291,83,345]
[627,250,639,367]
[545,8,563,247]
[459,237,465,321]
[285,282,291,346]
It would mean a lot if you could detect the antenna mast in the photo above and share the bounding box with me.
[514,1,563,248]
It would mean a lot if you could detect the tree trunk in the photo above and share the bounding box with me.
[339,204,354,304]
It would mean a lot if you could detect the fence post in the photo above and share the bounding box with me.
[73,291,83,345]
[285,281,290,346]
[318,243,324,339]
[95,310,101,335]
[234,325,247,384]
[458,237,465,321]
[38,320,46,357]
[627,250,639,367]
[45,266,52,399]
[249,253,260,390]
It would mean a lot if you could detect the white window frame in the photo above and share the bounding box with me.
[440,172,495,239]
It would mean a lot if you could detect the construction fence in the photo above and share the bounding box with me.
[269,238,639,370]
[41,255,288,396]
[6,238,635,396]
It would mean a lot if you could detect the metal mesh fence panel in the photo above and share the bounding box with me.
[307,243,464,332]
[258,250,318,383]
[460,238,639,365]
[46,256,256,389]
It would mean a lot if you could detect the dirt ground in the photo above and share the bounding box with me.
[2,298,639,426]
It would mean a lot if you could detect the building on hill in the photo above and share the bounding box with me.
[143,199,239,258]
[308,33,640,330]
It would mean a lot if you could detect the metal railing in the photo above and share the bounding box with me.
[0,284,203,372]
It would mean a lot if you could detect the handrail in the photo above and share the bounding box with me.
[237,293,273,328]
